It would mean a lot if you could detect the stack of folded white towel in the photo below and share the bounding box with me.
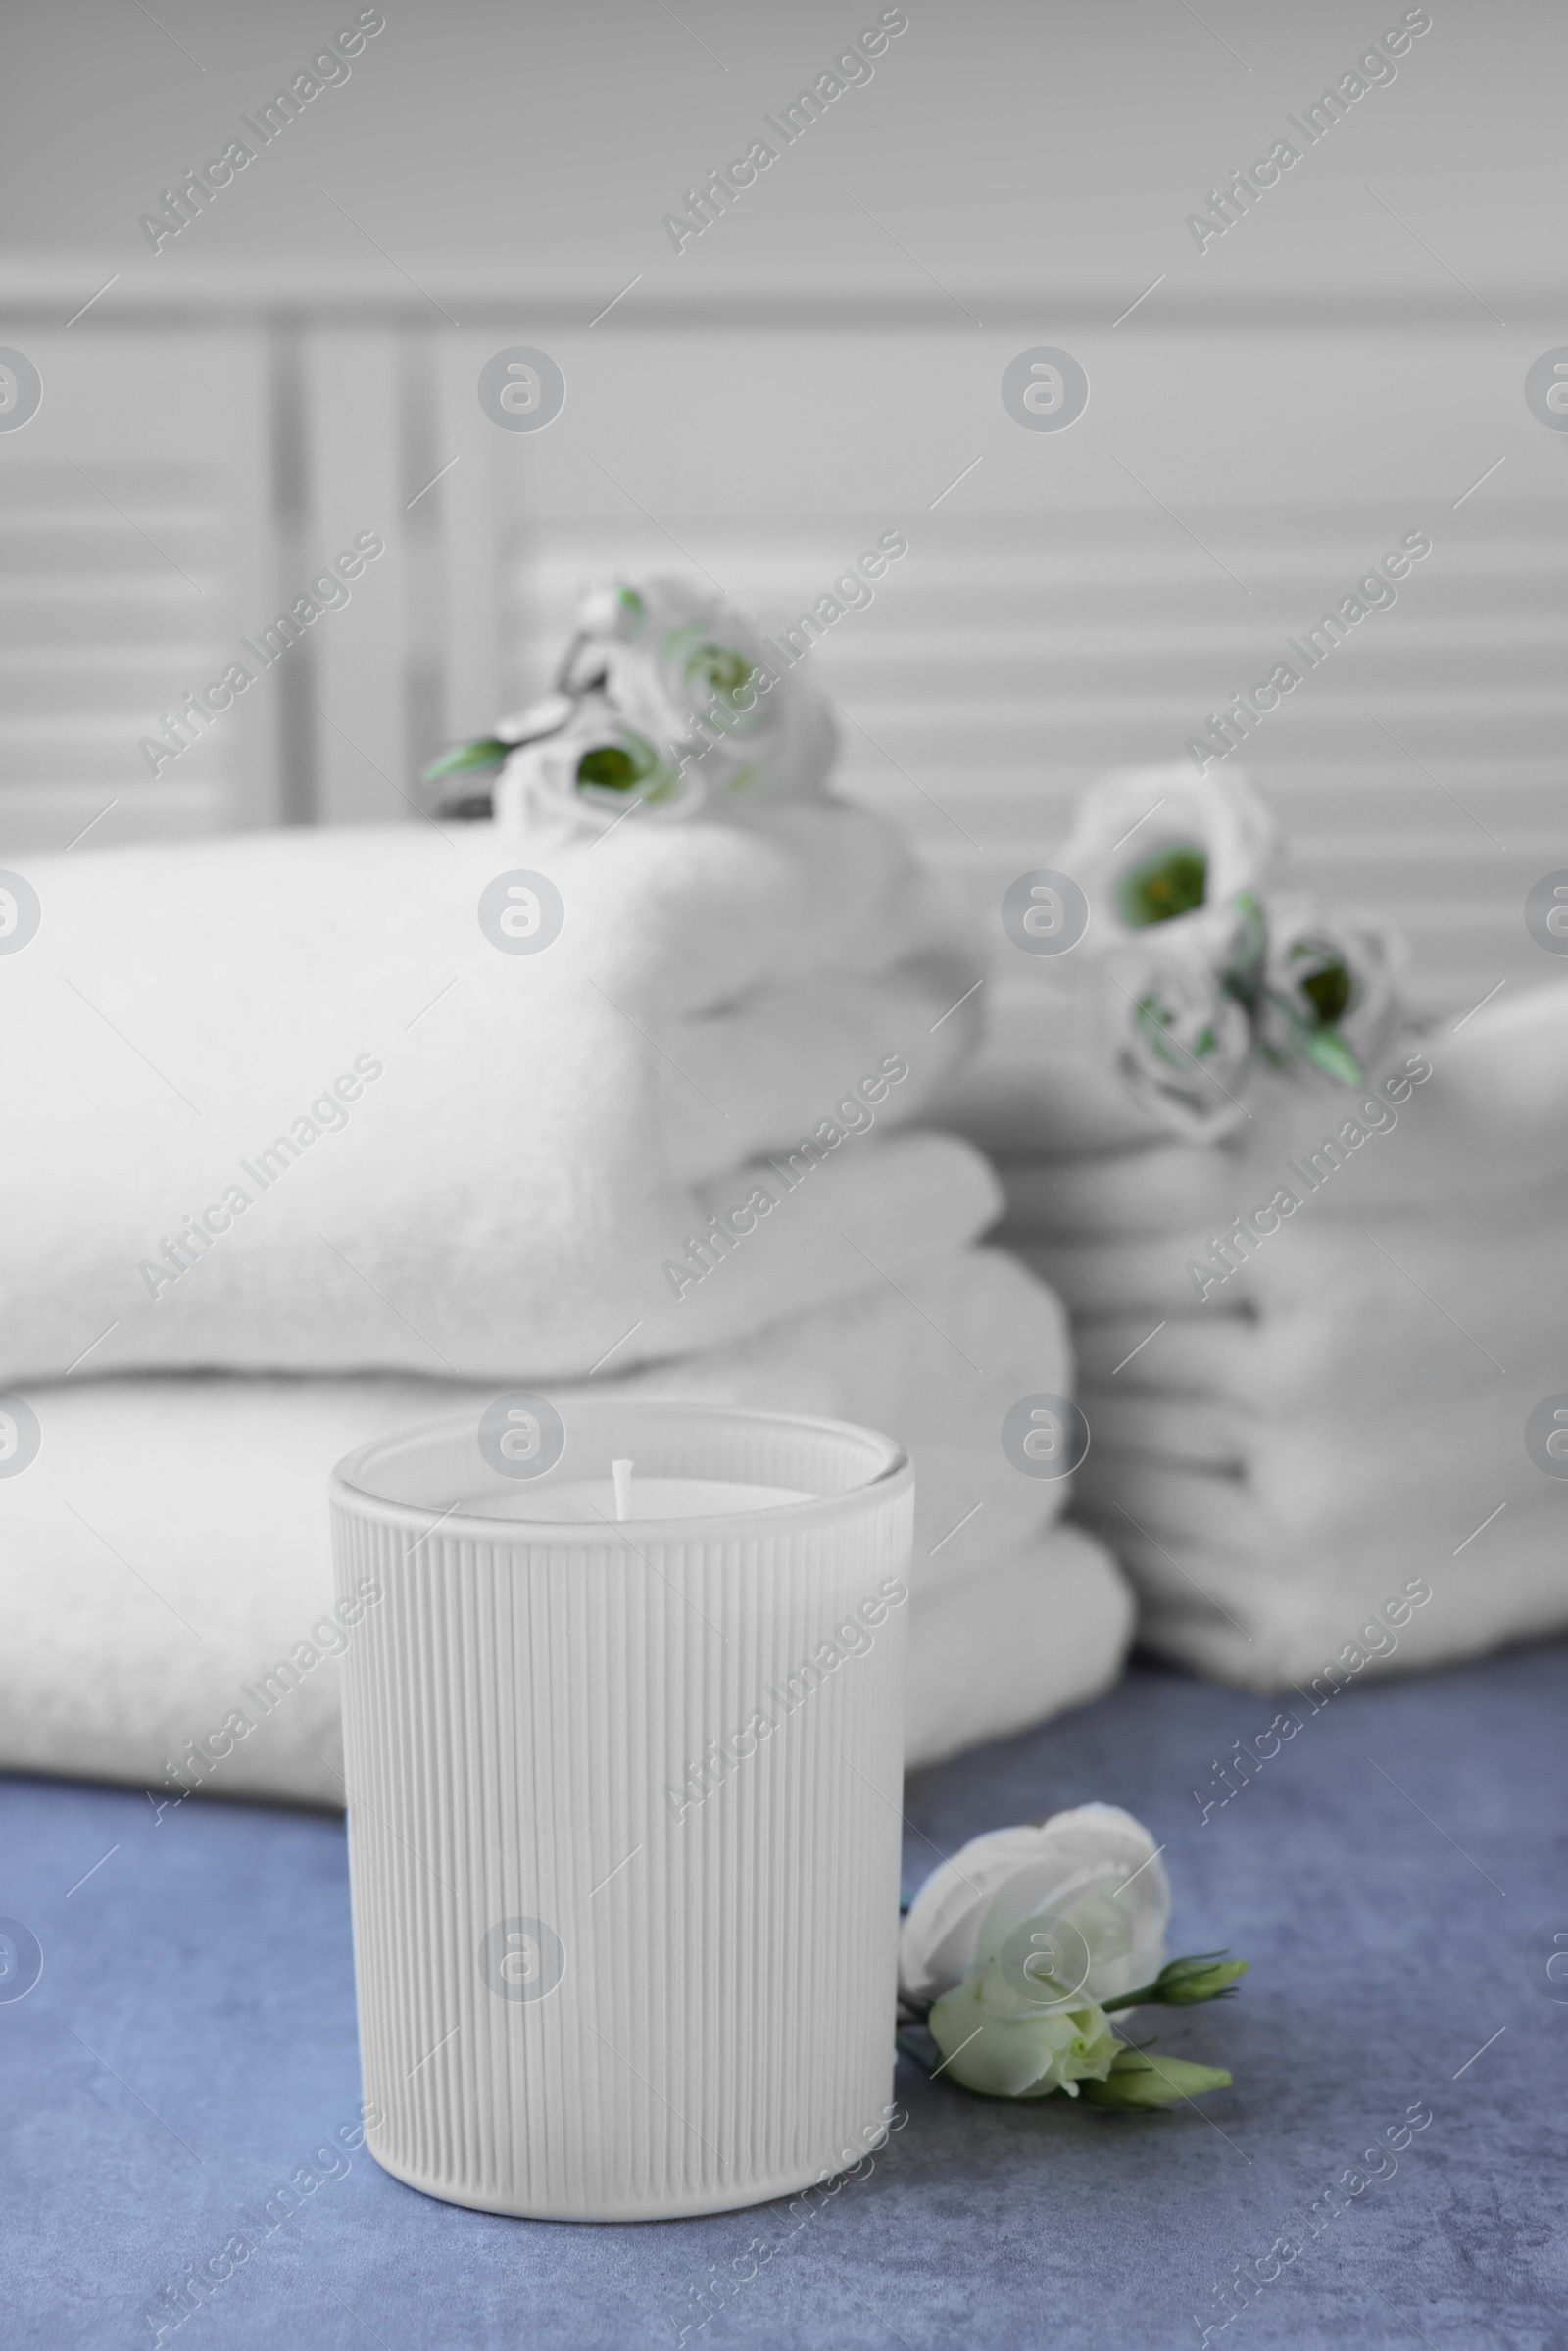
[0,581,1132,1803]
[950,982,1568,1690]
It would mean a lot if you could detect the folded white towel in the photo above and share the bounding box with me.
[933,1046,1156,1161]
[2,800,988,1384]
[904,1524,1132,1770]
[1073,1290,1552,1414]
[935,981,1568,1691]
[1074,1408,1564,1553]
[992,980,1568,1224]
[1030,1211,1568,1684]
[0,1249,1116,1801]
[1011,1187,1563,1332]
[1097,1484,1566,1690]
[616,1248,1074,1582]
[1062,1251,1568,1685]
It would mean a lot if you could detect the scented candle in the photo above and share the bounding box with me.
[330,1396,912,2221]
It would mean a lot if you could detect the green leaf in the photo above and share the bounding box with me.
[1261,990,1364,1086]
[1080,2049,1234,2110]
[421,737,511,782]
[1301,1027,1363,1086]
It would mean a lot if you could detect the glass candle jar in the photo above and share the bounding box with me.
[329,1396,913,2221]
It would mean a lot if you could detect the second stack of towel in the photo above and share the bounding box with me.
[956,983,1568,1690]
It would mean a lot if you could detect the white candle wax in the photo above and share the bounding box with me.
[465,1476,815,1524]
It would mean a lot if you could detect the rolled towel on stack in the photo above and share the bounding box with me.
[954,981,1568,1690]
[0,796,986,1385]
[0,1250,1132,1801]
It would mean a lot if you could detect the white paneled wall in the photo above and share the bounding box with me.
[0,330,276,848]
[0,290,1562,1026]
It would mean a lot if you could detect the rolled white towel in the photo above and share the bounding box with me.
[0,797,988,1385]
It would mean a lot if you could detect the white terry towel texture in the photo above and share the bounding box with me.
[904,1526,1132,1771]
[1013,1185,1563,1347]
[1059,1219,1568,1688]
[937,979,1568,1201]
[0,799,989,1385]
[0,1249,1131,1801]
[934,984,1568,1690]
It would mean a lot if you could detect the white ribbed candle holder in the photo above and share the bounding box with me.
[329,1398,912,2222]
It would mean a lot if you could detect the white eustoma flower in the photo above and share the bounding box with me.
[569,574,839,804]
[428,572,843,827]
[927,1968,1117,2100]
[1256,892,1403,1085]
[1102,919,1256,1142]
[1056,764,1280,952]
[494,691,576,747]
[899,1803,1171,2010]
[492,692,702,837]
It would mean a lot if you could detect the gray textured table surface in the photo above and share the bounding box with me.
[6,1643,1565,2349]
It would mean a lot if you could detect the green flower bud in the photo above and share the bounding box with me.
[1255,893,1398,1084]
[1080,2049,1233,2111]
[1152,1954,1249,2006]
[1102,1951,1248,2011]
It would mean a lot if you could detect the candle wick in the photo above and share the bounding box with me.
[612,1458,633,1523]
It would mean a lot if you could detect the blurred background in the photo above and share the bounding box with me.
[1,0,1562,1052]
